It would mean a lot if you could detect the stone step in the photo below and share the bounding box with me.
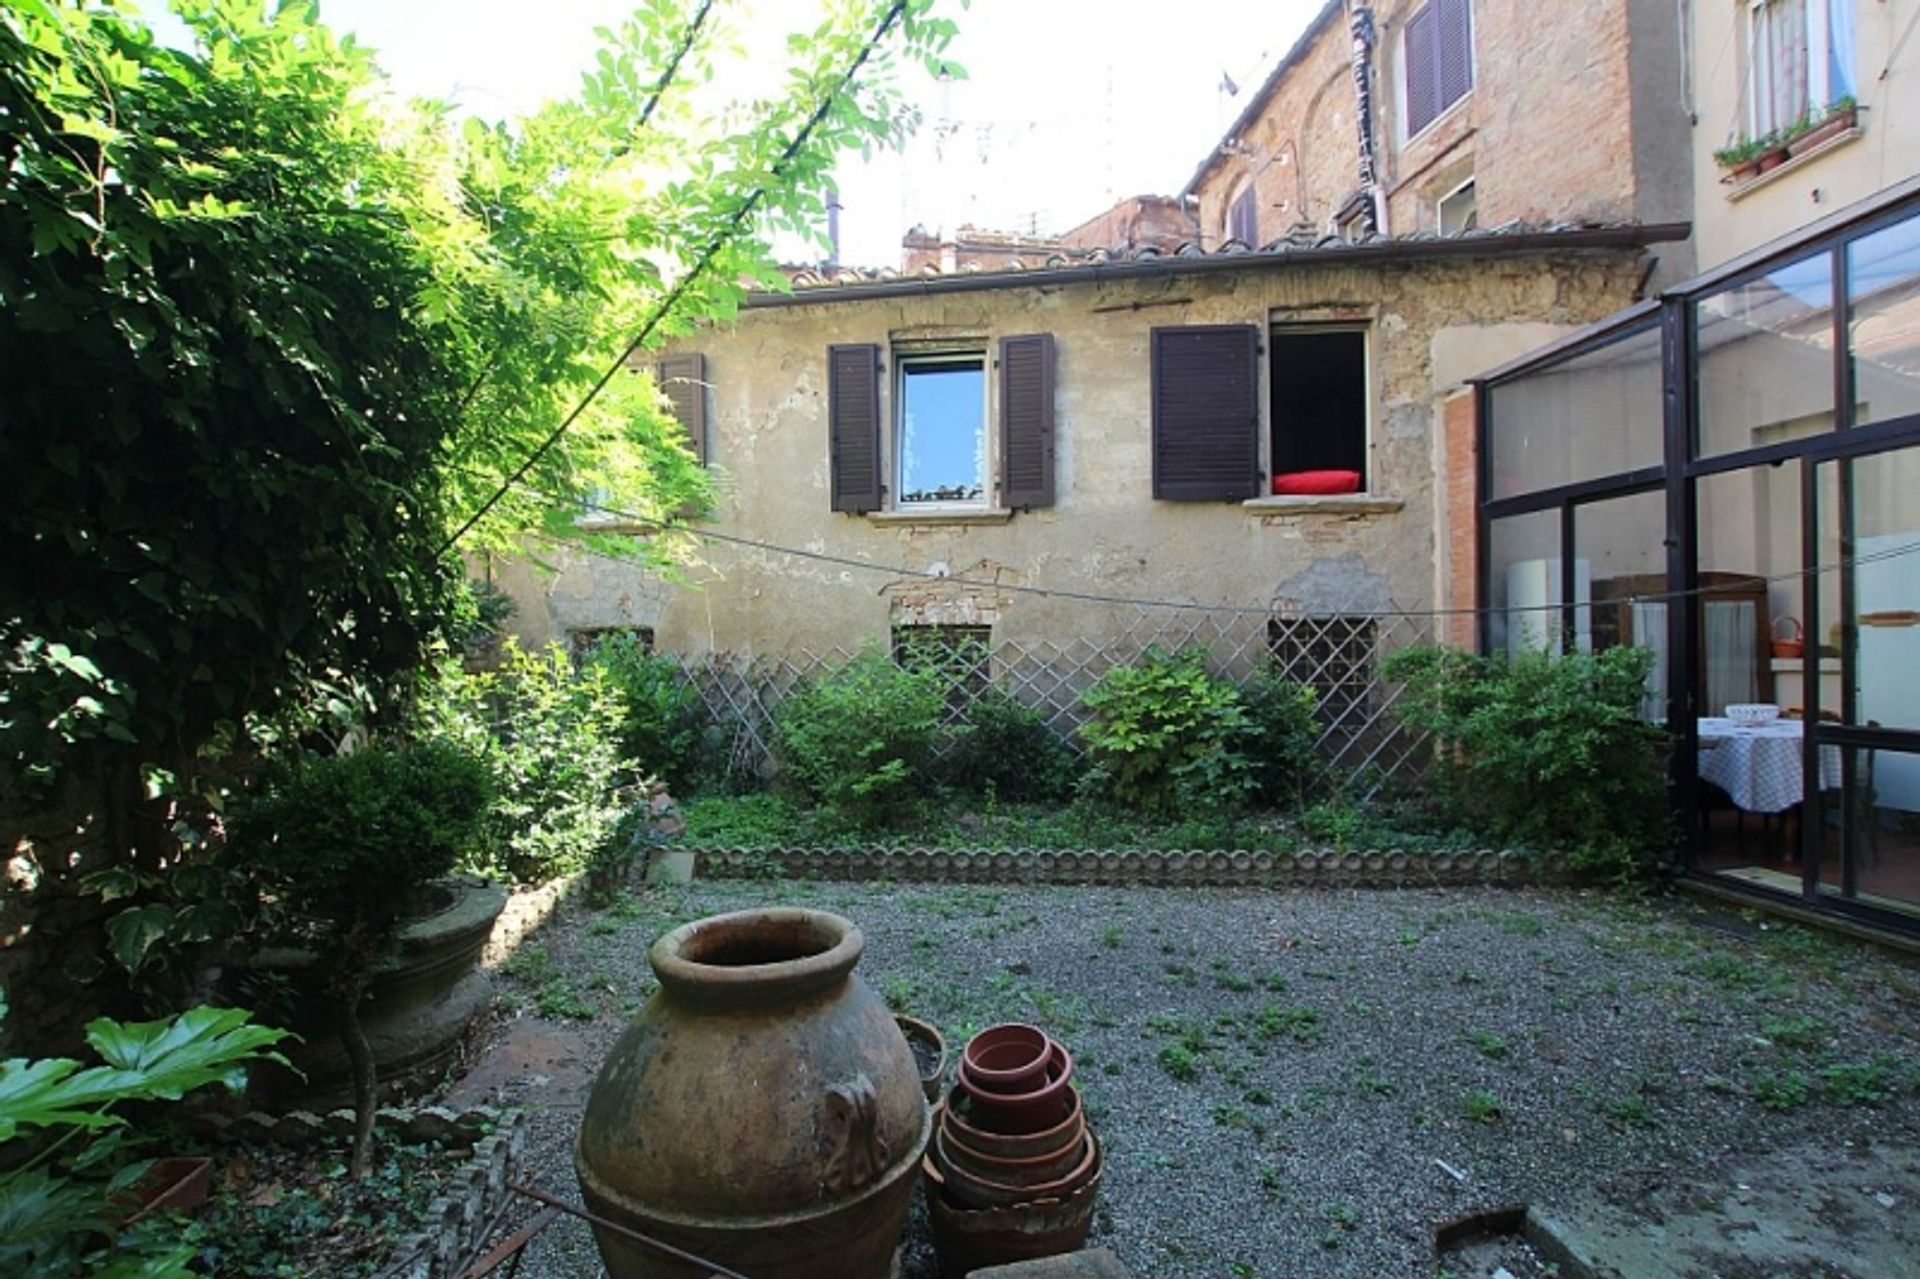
[969,1248,1137,1279]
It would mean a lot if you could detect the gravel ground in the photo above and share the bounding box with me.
[452,877,1920,1278]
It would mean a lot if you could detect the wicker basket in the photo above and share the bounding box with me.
[1770,616,1804,659]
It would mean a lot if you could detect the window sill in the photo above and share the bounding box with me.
[866,508,1015,526]
[1244,495,1404,516]
[1723,127,1863,202]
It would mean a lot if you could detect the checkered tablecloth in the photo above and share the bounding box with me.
[1697,717,1844,814]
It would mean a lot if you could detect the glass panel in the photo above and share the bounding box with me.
[1847,213,1920,427]
[1486,325,1663,500]
[1696,467,1798,715]
[1815,745,1920,919]
[1821,448,1920,732]
[897,358,985,506]
[1487,510,1568,658]
[1579,489,1669,720]
[1696,251,1836,459]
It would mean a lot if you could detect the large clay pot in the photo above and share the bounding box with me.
[243,875,506,1105]
[576,908,930,1279]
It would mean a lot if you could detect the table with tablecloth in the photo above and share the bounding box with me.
[1697,717,1844,814]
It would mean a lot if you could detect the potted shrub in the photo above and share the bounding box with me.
[1789,96,1858,156]
[1712,137,1769,182]
[230,740,492,1177]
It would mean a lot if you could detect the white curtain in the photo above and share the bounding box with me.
[1632,602,1669,723]
[1827,0,1856,99]
[1704,600,1758,716]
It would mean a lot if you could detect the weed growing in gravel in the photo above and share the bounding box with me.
[1253,1003,1323,1045]
[504,946,560,983]
[1260,970,1289,992]
[536,977,596,1020]
[1464,1030,1509,1060]
[1460,1089,1503,1123]
[1576,1079,1659,1128]
[1320,1201,1359,1249]
[1819,1055,1900,1106]
[1349,1055,1396,1099]
[1498,911,1545,937]
[1209,1103,1253,1130]
[1215,971,1255,992]
[1157,1043,1200,1081]
[1750,1068,1812,1111]
[1760,1014,1830,1053]
[1100,923,1125,948]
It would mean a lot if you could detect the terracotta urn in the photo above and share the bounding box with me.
[575,909,930,1279]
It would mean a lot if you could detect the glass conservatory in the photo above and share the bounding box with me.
[1478,177,1920,929]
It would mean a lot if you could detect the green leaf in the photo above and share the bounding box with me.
[79,865,143,903]
[104,904,175,977]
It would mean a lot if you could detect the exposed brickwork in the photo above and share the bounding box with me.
[1189,2,1664,243]
[1442,388,1477,648]
[1057,195,1199,253]
[900,226,1073,273]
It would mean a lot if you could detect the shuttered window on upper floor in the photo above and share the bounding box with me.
[829,344,883,512]
[999,333,1055,508]
[655,353,708,464]
[1404,0,1473,139]
[1151,325,1261,501]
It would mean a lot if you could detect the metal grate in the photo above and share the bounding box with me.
[673,604,1436,795]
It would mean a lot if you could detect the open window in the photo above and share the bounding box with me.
[1268,328,1369,493]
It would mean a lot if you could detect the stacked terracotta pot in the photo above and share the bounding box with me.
[922,1023,1103,1277]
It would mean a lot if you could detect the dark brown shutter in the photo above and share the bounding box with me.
[1151,325,1261,501]
[1404,3,1441,136]
[1229,186,1259,247]
[828,344,882,513]
[1436,0,1473,113]
[654,353,707,463]
[999,333,1055,509]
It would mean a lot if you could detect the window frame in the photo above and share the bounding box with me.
[1436,177,1478,236]
[1265,321,1376,496]
[891,347,991,511]
[1228,181,1260,247]
[1744,0,1855,143]
[1401,0,1475,143]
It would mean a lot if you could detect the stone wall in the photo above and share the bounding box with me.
[495,251,1644,660]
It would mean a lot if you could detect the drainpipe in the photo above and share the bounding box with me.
[1347,0,1388,236]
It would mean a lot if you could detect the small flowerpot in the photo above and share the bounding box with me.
[955,1042,1075,1130]
[936,1119,1089,1189]
[959,1024,1050,1093]
[943,1084,1085,1159]
[1757,146,1790,172]
[923,1144,1103,1278]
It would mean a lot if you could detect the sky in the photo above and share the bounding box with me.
[140,0,1327,267]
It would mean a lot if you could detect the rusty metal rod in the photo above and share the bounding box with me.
[459,1206,560,1279]
[505,1182,750,1279]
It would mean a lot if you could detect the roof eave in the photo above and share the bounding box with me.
[745,224,1693,310]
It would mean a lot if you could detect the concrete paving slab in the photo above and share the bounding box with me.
[1528,1138,1920,1279]
[969,1248,1136,1279]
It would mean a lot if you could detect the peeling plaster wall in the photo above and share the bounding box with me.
[495,254,1643,658]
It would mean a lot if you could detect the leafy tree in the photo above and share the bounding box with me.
[0,0,957,1043]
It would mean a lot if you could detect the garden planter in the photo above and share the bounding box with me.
[575,908,929,1279]
[935,1122,1093,1199]
[242,875,507,1105]
[896,1013,950,1103]
[1757,146,1789,172]
[1789,109,1855,156]
[961,1023,1050,1091]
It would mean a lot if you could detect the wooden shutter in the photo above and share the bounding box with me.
[654,353,707,463]
[828,344,882,513]
[1436,0,1473,114]
[1151,325,1261,501]
[1229,186,1259,247]
[1404,3,1441,136]
[999,333,1055,509]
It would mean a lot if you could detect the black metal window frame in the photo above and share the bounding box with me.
[1475,175,1920,932]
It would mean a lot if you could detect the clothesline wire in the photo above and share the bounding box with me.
[484,470,1920,623]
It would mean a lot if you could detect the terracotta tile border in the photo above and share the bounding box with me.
[689,845,1569,889]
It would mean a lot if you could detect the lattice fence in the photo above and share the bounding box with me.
[672,605,1438,795]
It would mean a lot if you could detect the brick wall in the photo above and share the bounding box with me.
[1058,196,1200,252]
[1442,388,1478,648]
[1190,2,1666,245]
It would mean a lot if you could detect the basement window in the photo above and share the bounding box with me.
[1269,328,1369,492]
[892,624,992,708]
[567,626,654,661]
[1267,616,1378,726]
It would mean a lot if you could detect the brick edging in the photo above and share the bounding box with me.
[689,845,1567,888]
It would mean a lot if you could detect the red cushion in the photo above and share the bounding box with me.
[1271,470,1362,496]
